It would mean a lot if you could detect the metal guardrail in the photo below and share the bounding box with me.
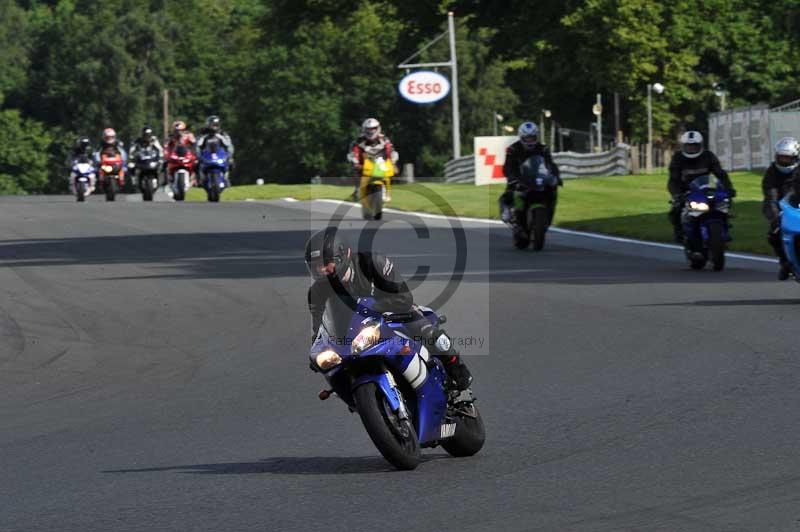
[444,145,631,183]
[444,156,473,183]
[553,145,630,178]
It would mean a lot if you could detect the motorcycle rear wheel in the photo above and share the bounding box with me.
[354,382,420,470]
[440,403,486,458]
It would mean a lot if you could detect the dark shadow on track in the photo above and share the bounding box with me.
[635,298,800,307]
[0,227,775,285]
[103,455,450,475]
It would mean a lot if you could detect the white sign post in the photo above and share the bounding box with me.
[397,12,461,159]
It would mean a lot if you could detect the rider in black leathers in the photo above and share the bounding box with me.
[304,227,472,391]
[501,122,562,224]
[762,137,800,280]
[668,131,735,242]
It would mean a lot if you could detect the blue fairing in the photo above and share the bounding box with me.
[200,148,229,186]
[780,197,800,276]
[311,297,450,444]
[682,176,732,246]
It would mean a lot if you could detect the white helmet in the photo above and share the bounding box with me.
[774,137,800,174]
[362,118,381,141]
[680,131,704,159]
[518,122,539,149]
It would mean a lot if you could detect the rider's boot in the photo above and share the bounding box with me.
[778,260,791,281]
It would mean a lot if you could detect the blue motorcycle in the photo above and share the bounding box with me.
[199,141,229,203]
[780,195,800,280]
[681,175,732,271]
[310,296,485,470]
[70,156,96,202]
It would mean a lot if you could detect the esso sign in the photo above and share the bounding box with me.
[398,71,451,104]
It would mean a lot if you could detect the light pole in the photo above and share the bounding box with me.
[592,96,603,152]
[713,82,728,111]
[541,109,551,146]
[493,112,504,136]
[647,82,665,174]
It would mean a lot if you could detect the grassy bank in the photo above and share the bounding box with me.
[187,171,771,255]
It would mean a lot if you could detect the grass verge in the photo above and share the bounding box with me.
[187,171,771,255]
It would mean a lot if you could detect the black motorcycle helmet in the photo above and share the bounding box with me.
[206,115,221,133]
[76,136,91,152]
[141,126,154,142]
[304,227,352,281]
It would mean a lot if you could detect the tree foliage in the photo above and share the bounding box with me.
[1,0,799,192]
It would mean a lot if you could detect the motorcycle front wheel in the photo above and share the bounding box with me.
[105,179,117,202]
[143,174,154,201]
[76,182,87,202]
[354,382,420,470]
[709,223,726,271]
[532,207,548,251]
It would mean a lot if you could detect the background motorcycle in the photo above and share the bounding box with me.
[98,152,125,202]
[166,145,196,202]
[358,155,394,220]
[199,142,229,203]
[681,175,732,271]
[507,155,559,250]
[70,157,96,202]
[310,296,485,470]
[132,147,161,202]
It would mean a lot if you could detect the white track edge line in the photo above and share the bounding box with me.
[311,198,777,264]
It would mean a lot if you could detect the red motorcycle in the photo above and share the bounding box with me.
[98,151,125,202]
[166,145,197,201]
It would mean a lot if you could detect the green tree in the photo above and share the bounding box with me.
[0,109,52,194]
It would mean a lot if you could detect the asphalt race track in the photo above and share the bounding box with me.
[2,194,800,532]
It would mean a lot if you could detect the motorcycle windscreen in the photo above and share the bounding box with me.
[517,155,552,187]
[321,292,360,342]
[688,175,719,192]
[362,158,395,179]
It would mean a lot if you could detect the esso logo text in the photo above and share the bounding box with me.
[398,71,451,104]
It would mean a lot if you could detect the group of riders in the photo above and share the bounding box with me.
[302,119,800,404]
[67,115,234,197]
[496,120,800,279]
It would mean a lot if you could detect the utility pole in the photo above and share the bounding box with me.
[614,91,621,144]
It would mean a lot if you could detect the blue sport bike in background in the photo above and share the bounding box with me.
[681,175,733,271]
[199,141,229,203]
[309,296,485,470]
[780,194,800,281]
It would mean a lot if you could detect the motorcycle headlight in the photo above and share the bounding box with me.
[689,201,709,212]
[352,325,380,354]
[102,165,113,173]
[315,350,342,371]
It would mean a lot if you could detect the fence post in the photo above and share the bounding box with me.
[630,145,640,174]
